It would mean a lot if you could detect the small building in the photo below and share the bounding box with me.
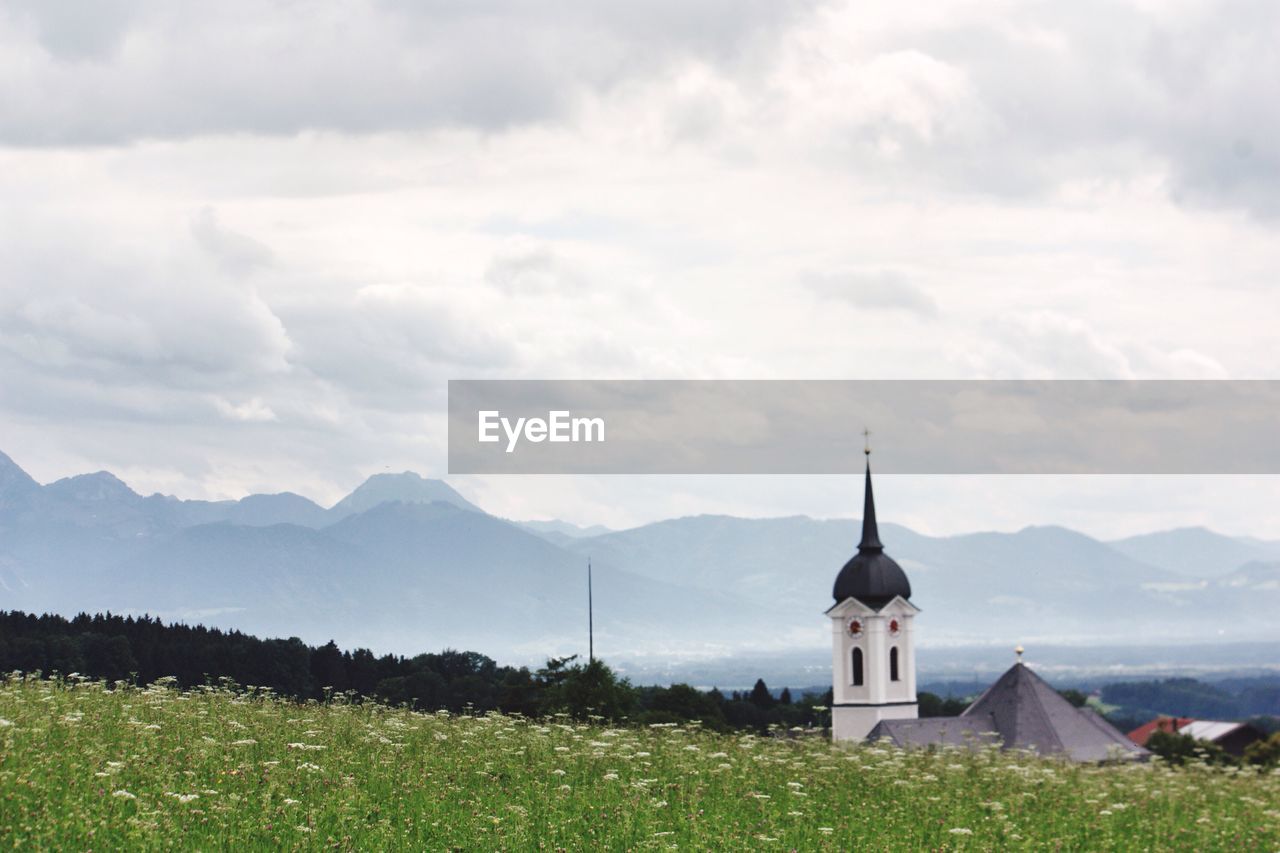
[1127,716,1194,747]
[1129,717,1266,757]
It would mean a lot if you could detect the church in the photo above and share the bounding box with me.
[826,451,1147,762]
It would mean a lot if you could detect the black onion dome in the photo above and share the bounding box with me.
[832,460,912,607]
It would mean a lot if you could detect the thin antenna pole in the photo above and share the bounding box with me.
[587,558,595,664]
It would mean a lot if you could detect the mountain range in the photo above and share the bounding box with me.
[2,448,1278,668]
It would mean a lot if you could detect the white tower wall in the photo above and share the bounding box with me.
[827,596,919,741]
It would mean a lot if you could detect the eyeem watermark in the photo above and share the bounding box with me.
[478,410,606,453]
[450,379,1280,474]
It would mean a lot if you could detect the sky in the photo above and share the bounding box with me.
[2,0,1279,538]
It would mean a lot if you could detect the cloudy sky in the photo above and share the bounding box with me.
[2,0,1279,538]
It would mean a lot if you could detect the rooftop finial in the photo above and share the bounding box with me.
[863,427,871,457]
[1015,644,1025,664]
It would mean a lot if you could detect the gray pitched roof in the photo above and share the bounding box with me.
[869,663,1148,762]
[960,663,1148,761]
[869,716,998,749]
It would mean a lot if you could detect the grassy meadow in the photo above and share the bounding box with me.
[1,675,1277,850]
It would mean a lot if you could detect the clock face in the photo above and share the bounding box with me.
[847,618,863,638]
[888,618,901,637]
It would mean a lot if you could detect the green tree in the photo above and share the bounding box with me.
[1244,731,1280,768]
[539,658,635,722]
[749,678,775,709]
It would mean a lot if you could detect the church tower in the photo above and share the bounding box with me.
[826,447,919,741]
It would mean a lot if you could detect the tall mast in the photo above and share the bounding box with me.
[588,557,594,664]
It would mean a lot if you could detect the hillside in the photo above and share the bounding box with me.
[1,677,1276,849]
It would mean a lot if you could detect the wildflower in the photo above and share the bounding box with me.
[0,718,12,727]
[818,828,834,835]
[112,790,137,800]
[283,798,300,805]
[603,773,619,781]
[949,828,973,836]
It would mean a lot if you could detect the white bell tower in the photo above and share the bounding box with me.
[826,442,919,741]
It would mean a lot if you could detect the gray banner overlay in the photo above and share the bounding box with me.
[447,380,1280,474]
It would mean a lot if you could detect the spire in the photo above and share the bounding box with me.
[858,439,883,552]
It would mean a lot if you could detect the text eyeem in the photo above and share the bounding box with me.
[477,410,606,453]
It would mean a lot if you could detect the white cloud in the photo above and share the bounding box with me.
[0,228,292,385]
[805,271,939,317]
[213,396,277,423]
[0,0,818,144]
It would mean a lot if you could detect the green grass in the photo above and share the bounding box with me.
[1,675,1277,850]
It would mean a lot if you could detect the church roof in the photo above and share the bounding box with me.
[868,716,999,749]
[869,662,1148,762]
[960,662,1148,761]
[832,459,912,607]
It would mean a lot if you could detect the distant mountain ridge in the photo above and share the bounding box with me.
[1107,527,1280,579]
[1,448,1278,660]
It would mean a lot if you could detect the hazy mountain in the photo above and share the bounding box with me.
[327,472,481,520]
[562,517,1247,645]
[520,519,615,544]
[1214,560,1280,593]
[227,493,329,527]
[0,450,41,509]
[50,496,777,657]
[1108,527,1280,579]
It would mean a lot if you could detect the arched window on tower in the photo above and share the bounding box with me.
[851,647,864,686]
[889,646,900,682]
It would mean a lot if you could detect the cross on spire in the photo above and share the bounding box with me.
[863,427,871,456]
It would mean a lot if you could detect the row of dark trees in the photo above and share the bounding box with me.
[0,611,846,730]
[0,610,990,732]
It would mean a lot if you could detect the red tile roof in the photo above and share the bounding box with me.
[1127,716,1194,746]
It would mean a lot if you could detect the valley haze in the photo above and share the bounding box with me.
[2,447,1277,687]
